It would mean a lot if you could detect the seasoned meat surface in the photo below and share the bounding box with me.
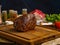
[14,14,36,32]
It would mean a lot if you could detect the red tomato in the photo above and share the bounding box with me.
[55,22,60,29]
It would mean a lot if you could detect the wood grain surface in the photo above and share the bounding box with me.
[0,25,60,45]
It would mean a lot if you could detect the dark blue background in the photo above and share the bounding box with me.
[1,0,60,14]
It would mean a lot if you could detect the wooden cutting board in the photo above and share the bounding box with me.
[0,25,60,45]
[39,25,60,31]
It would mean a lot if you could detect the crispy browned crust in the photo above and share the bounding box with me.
[13,14,36,32]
